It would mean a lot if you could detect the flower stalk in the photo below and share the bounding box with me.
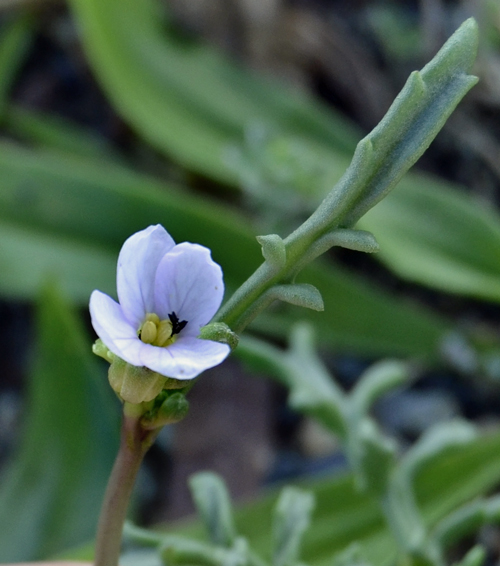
[94,407,159,566]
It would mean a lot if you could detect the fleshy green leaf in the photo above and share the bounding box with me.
[342,18,478,226]
[268,283,324,312]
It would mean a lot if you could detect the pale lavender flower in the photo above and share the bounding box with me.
[90,225,230,380]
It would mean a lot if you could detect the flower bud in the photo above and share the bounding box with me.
[108,357,167,404]
[141,392,189,429]
[92,339,115,362]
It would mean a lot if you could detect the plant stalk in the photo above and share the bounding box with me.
[94,411,157,566]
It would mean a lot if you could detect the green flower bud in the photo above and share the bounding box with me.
[92,339,115,362]
[108,357,167,404]
[141,392,190,429]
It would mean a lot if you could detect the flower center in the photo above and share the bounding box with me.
[139,311,188,347]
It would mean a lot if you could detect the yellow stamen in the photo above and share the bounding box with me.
[156,319,174,347]
[145,312,160,325]
[140,320,157,344]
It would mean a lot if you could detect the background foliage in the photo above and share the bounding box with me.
[1,0,500,562]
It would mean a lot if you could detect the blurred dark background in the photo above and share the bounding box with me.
[1,0,500,533]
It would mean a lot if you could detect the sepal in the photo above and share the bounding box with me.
[108,356,167,404]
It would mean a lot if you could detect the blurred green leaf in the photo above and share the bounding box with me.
[183,430,500,566]
[0,283,119,561]
[4,104,119,160]
[0,14,33,117]
[0,219,117,303]
[67,0,359,183]
[273,487,315,566]
[189,472,237,548]
[0,141,449,359]
[359,174,500,302]
[60,431,500,566]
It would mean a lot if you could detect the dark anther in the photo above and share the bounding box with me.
[168,311,188,335]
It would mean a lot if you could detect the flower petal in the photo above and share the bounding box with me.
[117,225,176,328]
[139,336,230,379]
[154,242,224,336]
[89,290,145,366]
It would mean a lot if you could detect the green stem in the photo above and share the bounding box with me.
[214,172,365,330]
[94,411,158,566]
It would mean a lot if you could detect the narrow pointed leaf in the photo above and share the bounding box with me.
[0,284,119,561]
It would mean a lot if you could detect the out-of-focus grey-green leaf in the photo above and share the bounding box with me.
[272,487,314,566]
[207,431,500,566]
[0,283,119,561]
[351,361,410,417]
[60,432,500,566]
[452,546,485,566]
[189,472,237,548]
[399,421,477,483]
[0,141,450,360]
[237,328,347,437]
[433,495,500,549]
[359,174,500,302]
[66,0,359,183]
